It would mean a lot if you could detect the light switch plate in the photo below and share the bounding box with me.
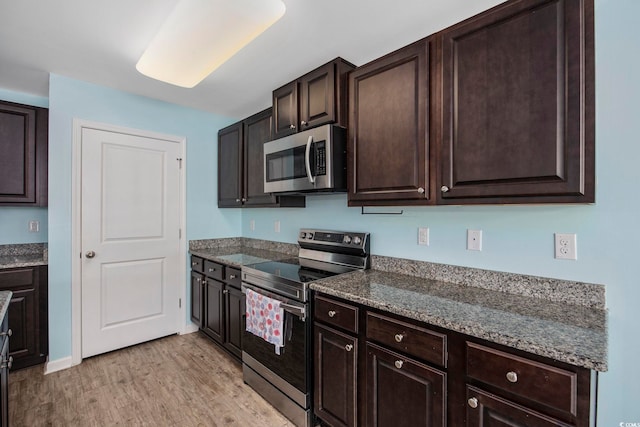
[28,220,39,232]
[418,227,429,246]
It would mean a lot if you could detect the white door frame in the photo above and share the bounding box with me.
[69,119,188,368]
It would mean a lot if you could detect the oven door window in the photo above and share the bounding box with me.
[243,312,308,393]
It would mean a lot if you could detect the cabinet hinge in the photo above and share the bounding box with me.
[177,157,183,169]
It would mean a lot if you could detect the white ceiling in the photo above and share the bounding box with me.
[0,0,504,119]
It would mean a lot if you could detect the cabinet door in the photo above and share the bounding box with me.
[299,61,335,131]
[190,271,203,327]
[366,342,445,427]
[348,40,431,206]
[272,81,298,138]
[243,108,278,207]
[218,121,243,207]
[224,286,244,359]
[466,386,571,427]
[439,0,594,203]
[203,279,224,343]
[314,324,357,427]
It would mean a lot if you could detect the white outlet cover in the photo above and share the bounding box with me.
[274,220,281,233]
[418,227,429,246]
[467,229,482,251]
[28,220,39,232]
[555,233,577,260]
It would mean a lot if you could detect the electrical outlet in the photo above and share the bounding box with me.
[555,233,577,260]
[28,220,39,232]
[418,227,429,246]
[274,220,281,233]
[467,229,482,251]
[250,219,255,231]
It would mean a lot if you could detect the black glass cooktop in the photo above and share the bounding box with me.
[245,257,353,285]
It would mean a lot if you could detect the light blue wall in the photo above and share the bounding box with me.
[241,0,640,423]
[47,74,238,361]
[0,88,49,244]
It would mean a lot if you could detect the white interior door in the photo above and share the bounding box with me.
[81,127,182,358]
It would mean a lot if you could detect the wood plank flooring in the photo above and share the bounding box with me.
[9,332,296,426]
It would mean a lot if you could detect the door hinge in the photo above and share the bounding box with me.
[179,298,182,308]
[179,228,182,239]
[177,157,183,169]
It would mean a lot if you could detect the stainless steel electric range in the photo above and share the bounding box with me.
[241,229,370,427]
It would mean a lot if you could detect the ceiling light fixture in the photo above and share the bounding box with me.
[136,0,286,88]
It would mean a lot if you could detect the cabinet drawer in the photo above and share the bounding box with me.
[366,312,446,368]
[225,267,241,289]
[190,256,203,273]
[314,295,358,334]
[466,342,578,416]
[203,260,224,281]
[0,268,34,288]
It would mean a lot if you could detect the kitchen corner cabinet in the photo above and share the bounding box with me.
[190,256,244,360]
[348,39,432,206]
[437,0,594,204]
[313,292,593,427]
[0,266,48,370]
[0,100,48,206]
[217,109,305,208]
[273,58,355,139]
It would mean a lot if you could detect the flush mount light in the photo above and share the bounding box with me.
[136,0,286,88]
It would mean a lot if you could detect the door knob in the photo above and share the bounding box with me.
[85,251,96,259]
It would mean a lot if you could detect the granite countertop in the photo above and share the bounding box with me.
[310,270,607,371]
[0,243,48,269]
[0,291,12,321]
[190,245,295,268]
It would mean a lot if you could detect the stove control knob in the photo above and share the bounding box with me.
[299,232,307,239]
[353,236,362,245]
[343,235,352,244]
[307,233,314,240]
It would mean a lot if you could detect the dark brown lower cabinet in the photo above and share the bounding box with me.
[466,386,571,427]
[203,278,224,343]
[190,271,203,327]
[366,343,446,427]
[0,266,48,370]
[224,286,244,359]
[314,324,357,427]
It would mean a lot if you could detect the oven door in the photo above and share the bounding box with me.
[264,124,341,193]
[241,283,310,396]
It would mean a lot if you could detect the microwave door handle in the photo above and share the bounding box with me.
[304,135,316,184]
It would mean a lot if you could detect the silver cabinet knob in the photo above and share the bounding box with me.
[301,121,307,127]
[394,333,404,343]
[506,371,518,383]
[242,198,246,202]
[417,187,425,194]
[394,360,404,369]
[468,397,478,409]
[345,344,353,352]
[223,289,228,295]
[195,277,201,283]
[289,124,296,130]
[441,185,450,193]
[235,199,240,202]
[328,310,336,318]
[229,274,237,280]
[85,251,96,259]
[208,268,216,273]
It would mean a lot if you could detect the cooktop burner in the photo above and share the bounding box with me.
[244,258,349,285]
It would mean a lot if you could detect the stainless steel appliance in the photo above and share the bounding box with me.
[241,229,370,427]
[263,124,347,194]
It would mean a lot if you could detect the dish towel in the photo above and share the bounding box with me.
[245,288,285,354]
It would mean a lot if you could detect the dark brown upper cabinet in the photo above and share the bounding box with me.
[348,40,432,206]
[438,0,595,204]
[217,109,305,208]
[272,58,355,139]
[0,100,48,206]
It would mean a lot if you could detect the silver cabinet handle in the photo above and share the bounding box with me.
[304,135,316,184]
[85,251,96,259]
[328,310,336,318]
[229,274,237,280]
[345,344,353,352]
[468,397,478,408]
[289,124,296,130]
[506,371,518,383]
[441,185,450,193]
[208,268,216,272]
[394,333,404,343]
[417,187,425,194]
[394,360,404,369]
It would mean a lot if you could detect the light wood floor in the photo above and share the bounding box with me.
[9,332,296,426]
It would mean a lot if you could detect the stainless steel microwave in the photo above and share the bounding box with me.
[264,124,346,194]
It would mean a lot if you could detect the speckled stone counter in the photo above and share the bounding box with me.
[0,243,48,269]
[0,291,11,321]
[189,238,297,267]
[310,269,607,371]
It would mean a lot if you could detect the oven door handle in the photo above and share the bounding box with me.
[304,135,316,184]
[242,284,306,321]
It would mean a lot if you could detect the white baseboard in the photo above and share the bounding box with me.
[180,323,199,335]
[44,356,73,374]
